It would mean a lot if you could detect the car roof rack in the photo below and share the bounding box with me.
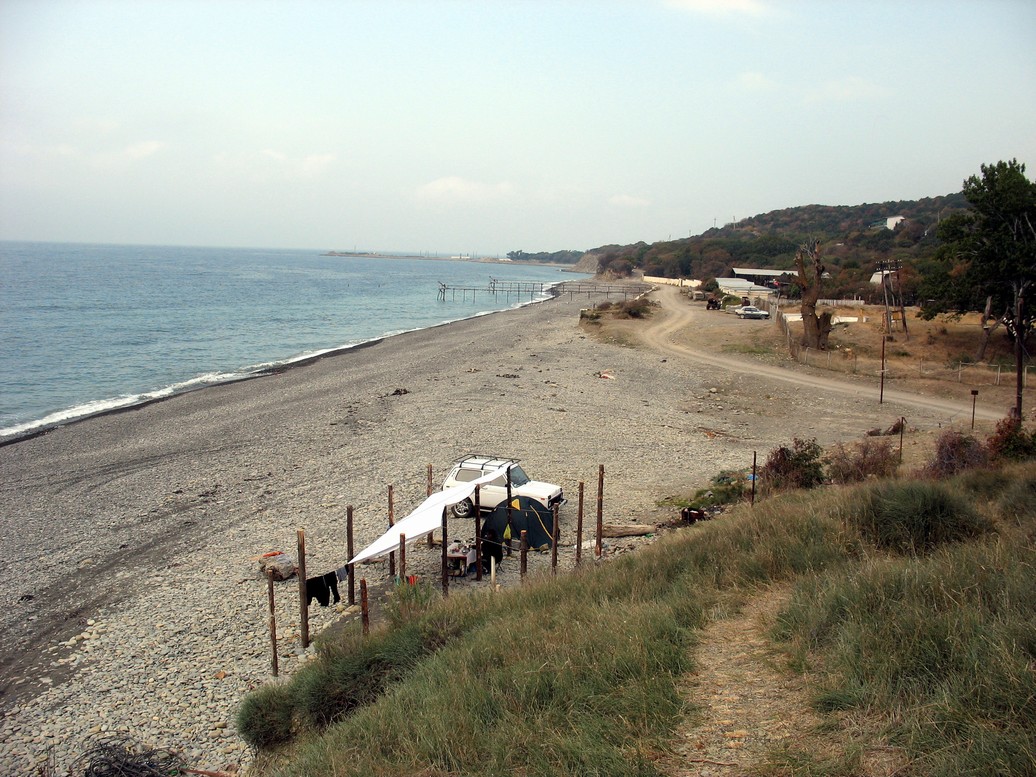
[453,454,520,468]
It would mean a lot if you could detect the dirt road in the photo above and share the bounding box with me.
[639,285,1004,423]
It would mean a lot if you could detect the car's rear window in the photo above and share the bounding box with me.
[452,469,481,483]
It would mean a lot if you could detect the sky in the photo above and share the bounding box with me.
[1,0,1034,255]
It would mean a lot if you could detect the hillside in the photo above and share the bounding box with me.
[528,192,970,302]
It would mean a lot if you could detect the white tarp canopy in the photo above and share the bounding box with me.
[348,465,509,566]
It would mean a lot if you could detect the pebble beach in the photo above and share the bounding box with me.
[0,285,978,775]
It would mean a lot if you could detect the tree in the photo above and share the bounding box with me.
[795,238,833,349]
[932,160,1036,418]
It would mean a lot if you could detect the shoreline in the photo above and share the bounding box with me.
[0,286,567,448]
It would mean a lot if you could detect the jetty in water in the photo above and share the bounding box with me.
[437,279,651,302]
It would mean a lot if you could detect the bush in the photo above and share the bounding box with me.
[985,417,1036,461]
[845,480,994,554]
[825,438,899,484]
[236,683,296,750]
[761,437,824,494]
[921,429,988,478]
[614,297,654,318]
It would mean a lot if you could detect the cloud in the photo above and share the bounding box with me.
[609,194,651,209]
[664,0,771,17]
[804,76,891,103]
[301,153,336,174]
[736,70,779,91]
[416,176,515,204]
[124,140,166,160]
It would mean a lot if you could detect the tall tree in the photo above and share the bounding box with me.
[932,160,1036,418]
[795,238,833,349]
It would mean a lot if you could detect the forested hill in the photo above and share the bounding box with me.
[572,192,969,301]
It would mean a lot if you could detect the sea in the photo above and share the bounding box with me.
[0,242,588,442]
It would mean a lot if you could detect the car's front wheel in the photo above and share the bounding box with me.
[451,498,474,519]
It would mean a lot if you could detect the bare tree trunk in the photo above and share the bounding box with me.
[796,239,827,349]
[1014,289,1025,420]
[974,296,1004,362]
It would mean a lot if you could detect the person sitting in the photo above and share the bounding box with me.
[480,527,503,570]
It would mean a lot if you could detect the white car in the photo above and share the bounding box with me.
[442,455,565,518]
[735,305,770,319]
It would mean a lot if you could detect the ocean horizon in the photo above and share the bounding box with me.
[0,241,588,442]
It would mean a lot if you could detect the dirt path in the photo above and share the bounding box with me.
[640,285,1003,422]
[658,587,821,776]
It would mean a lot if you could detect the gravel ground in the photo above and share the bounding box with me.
[0,284,984,775]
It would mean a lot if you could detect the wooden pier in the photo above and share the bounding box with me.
[437,279,651,302]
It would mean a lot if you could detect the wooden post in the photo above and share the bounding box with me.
[505,471,513,557]
[427,464,435,547]
[551,503,559,574]
[387,485,395,578]
[267,570,278,677]
[575,481,584,567]
[297,529,309,649]
[520,530,528,580]
[751,452,757,506]
[880,336,887,404]
[899,417,906,462]
[474,485,483,581]
[346,505,355,605]
[398,533,407,579]
[360,578,369,636]
[595,465,604,559]
[441,507,449,597]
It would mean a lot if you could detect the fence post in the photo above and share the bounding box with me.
[267,570,278,677]
[441,507,449,597]
[575,481,584,567]
[751,452,757,506]
[297,529,309,649]
[595,465,604,559]
[520,530,528,580]
[360,578,369,636]
[398,533,406,580]
[346,505,355,605]
[427,464,435,547]
[474,485,482,581]
[387,485,395,577]
[551,504,559,574]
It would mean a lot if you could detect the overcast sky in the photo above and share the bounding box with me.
[1,0,1033,255]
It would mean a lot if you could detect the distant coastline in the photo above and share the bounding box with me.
[322,251,581,269]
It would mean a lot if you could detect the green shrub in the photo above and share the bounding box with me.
[761,437,825,494]
[236,683,296,750]
[921,429,988,478]
[845,480,994,554]
[825,438,899,484]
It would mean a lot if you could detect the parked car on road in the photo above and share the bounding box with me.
[735,306,770,319]
[442,455,565,518]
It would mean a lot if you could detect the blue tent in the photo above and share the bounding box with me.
[483,496,556,550]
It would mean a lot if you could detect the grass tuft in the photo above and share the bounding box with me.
[843,479,994,555]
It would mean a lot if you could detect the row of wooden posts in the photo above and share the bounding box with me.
[265,464,608,676]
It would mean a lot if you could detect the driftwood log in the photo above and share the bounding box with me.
[599,524,655,538]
